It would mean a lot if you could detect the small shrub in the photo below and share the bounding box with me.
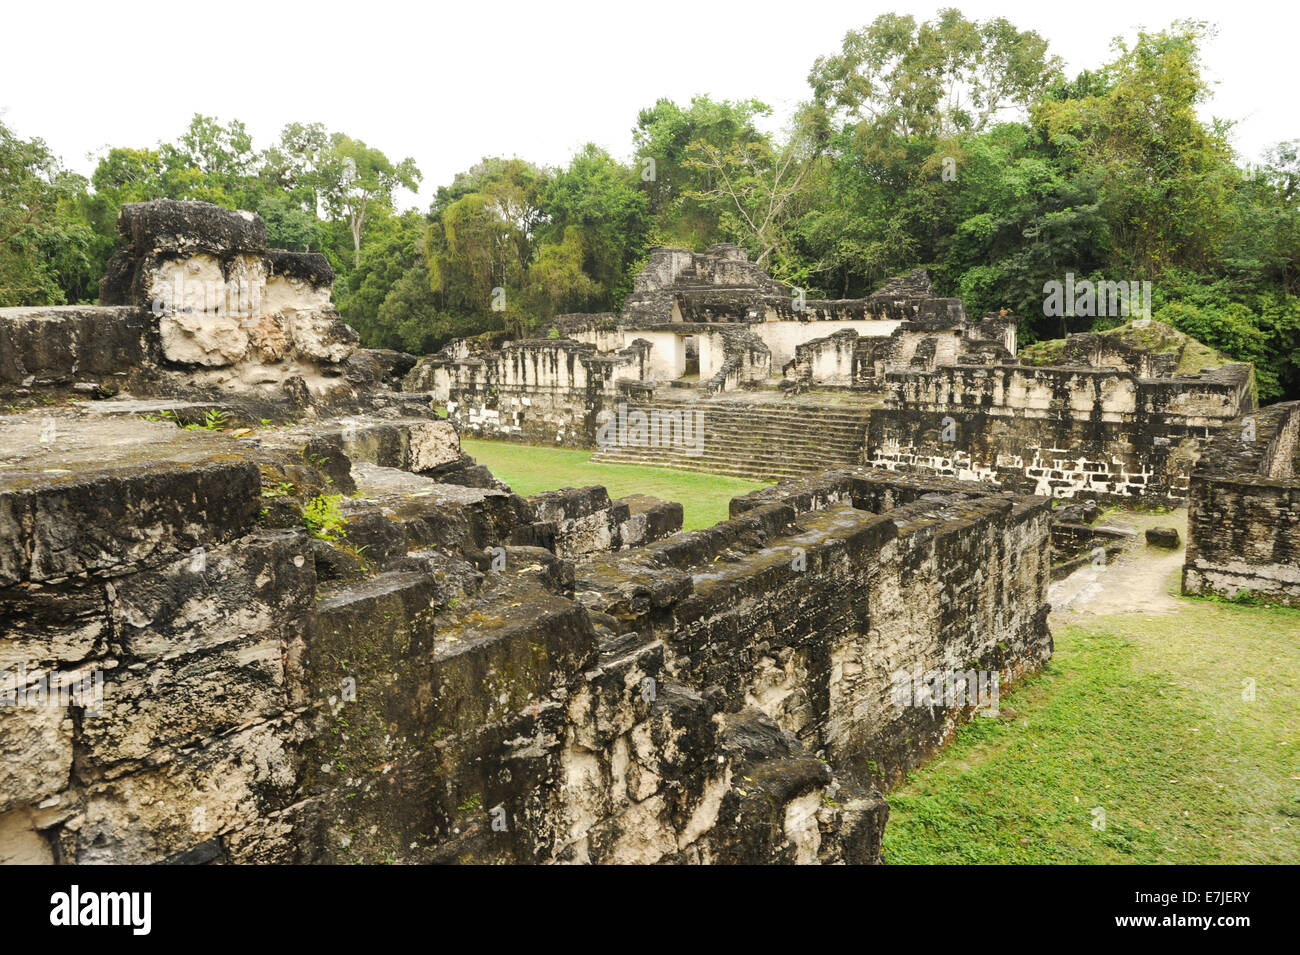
[184,409,229,431]
[303,494,347,541]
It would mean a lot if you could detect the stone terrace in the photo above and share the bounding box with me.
[1183,401,1300,607]
[0,200,1058,866]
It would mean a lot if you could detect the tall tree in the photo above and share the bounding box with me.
[632,96,769,248]
[683,104,821,271]
[542,143,649,306]
[322,135,420,267]
[808,9,1063,151]
[0,120,97,305]
[1033,21,1238,274]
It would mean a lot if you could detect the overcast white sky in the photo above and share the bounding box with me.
[1,0,1294,211]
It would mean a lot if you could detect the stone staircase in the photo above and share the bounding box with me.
[590,392,876,482]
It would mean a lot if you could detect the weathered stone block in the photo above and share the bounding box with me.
[1146,526,1181,548]
[0,676,76,813]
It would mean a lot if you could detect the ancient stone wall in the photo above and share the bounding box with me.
[784,316,1013,390]
[406,338,650,447]
[518,486,683,558]
[865,360,1254,503]
[0,306,157,397]
[0,407,900,864]
[100,200,360,390]
[0,201,407,412]
[0,398,1051,864]
[621,244,793,325]
[1183,401,1300,607]
[575,468,1053,789]
[0,206,1145,865]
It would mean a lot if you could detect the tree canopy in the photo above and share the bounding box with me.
[1,10,1296,399]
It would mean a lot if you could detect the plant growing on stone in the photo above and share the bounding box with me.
[261,480,295,499]
[185,409,229,431]
[457,794,482,813]
[303,493,347,541]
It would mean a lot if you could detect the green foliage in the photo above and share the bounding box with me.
[5,13,1299,400]
[1151,270,1300,400]
[807,9,1064,144]
[541,144,649,307]
[324,134,421,267]
[303,494,347,542]
[632,95,770,247]
[0,120,103,306]
[1034,22,1238,277]
[457,794,482,813]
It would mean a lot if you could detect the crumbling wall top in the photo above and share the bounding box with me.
[116,199,268,257]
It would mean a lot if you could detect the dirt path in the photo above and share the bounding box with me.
[1049,508,1188,617]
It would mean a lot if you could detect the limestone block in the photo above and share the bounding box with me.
[107,530,314,661]
[289,309,358,363]
[408,421,461,471]
[0,808,55,864]
[0,579,107,671]
[76,634,285,766]
[117,199,266,256]
[68,720,296,864]
[1146,526,1181,549]
[0,681,74,813]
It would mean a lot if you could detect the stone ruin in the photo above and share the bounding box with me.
[414,245,1254,505]
[1,200,1284,866]
[0,201,1058,865]
[1183,400,1300,607]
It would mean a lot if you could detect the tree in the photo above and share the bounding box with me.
[632,96,770,247]
[0,119,98,306]
[259,122,334,216]
[1034,21,1238,275]
[157,114,259,206]
[527,226,601,317]
[322,135,420,267]
[683,104,821,272]
[336,211,426,341]
[808,9,1063,149]
[425,158,546,321]
[542,143,649,306]
[1223,141,1300,294]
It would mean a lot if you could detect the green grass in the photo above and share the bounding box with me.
[461,438,771,531]
[883,597,1300,864]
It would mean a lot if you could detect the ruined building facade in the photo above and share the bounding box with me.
[414,245,1254,504]
[1183,401,1300,607]
[0,202,1055,865]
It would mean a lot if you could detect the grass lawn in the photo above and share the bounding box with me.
[883,593,1300,864]
[461,438,771,531]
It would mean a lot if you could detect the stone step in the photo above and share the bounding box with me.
[611,410,868,434]
[629,407,872,427]
[616,398,873,418]
[612,410,870,432]
[593,435,863,460]
[312,566,597,739]
[681,434,862,452]
[599,440,863,458]
[588,453,828,481]
[592,397,870,482]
